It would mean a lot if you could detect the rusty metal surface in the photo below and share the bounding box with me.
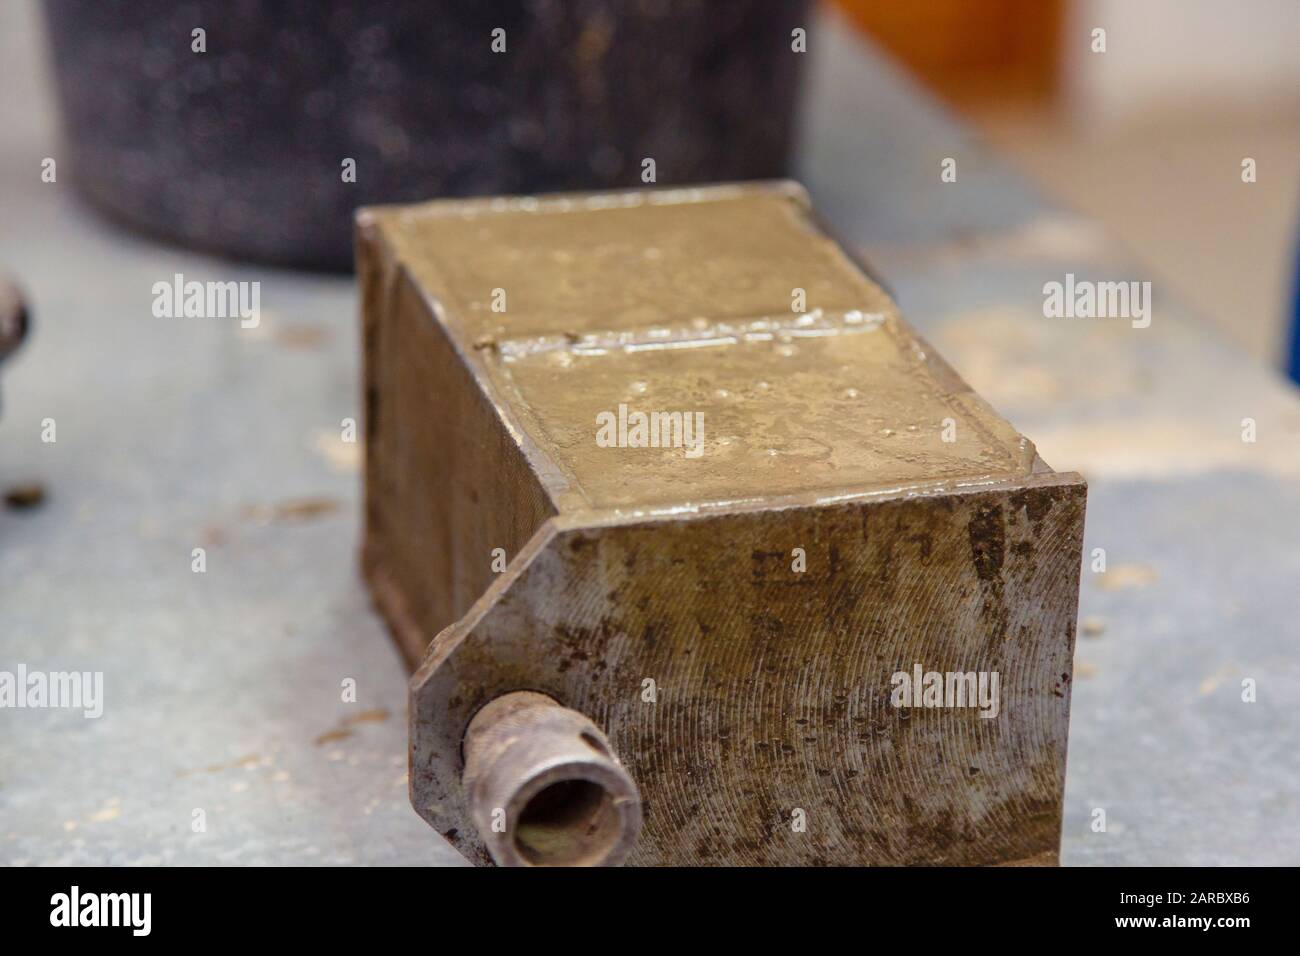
[412,482,1085,865]
[461,691,641,867]
[360,183,1087,865]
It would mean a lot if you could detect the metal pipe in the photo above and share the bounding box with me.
[461,692,641,867]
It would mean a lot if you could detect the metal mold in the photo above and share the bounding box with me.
[357,182,1087,866]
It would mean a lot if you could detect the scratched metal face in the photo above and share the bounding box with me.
[367,185,1036,512]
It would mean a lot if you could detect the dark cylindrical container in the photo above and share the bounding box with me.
[45,0,809,271]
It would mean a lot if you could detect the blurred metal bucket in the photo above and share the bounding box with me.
[45,0,809,271]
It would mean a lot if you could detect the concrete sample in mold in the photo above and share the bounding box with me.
[357,182,1087,866]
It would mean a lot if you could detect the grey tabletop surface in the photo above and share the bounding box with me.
[2,3,1297,865]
